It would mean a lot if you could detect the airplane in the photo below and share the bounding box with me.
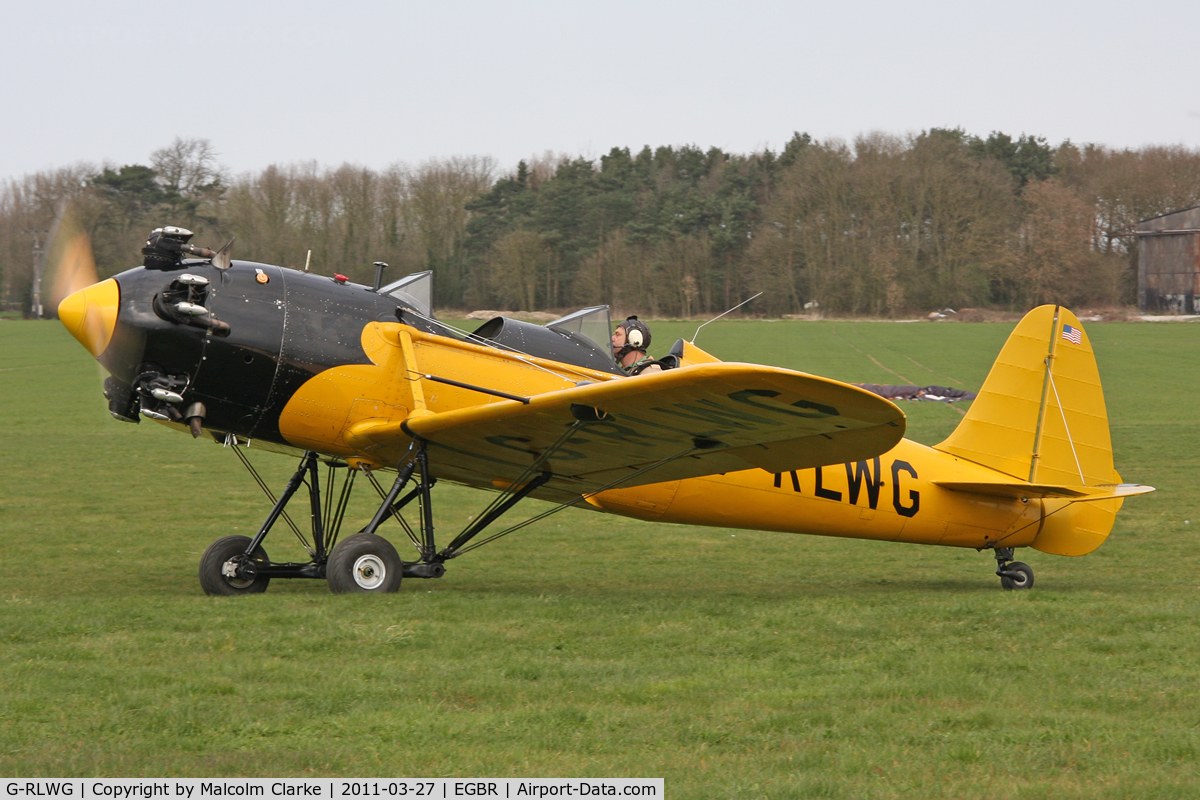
[56,225,1154,595]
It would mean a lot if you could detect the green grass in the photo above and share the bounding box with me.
[1,317,1198,797]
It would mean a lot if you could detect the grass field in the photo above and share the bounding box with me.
[1,316,1197,798]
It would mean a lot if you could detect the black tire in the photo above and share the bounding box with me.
[327,533,403,594]
[1000,561,1034,591]
[199,535,270,596]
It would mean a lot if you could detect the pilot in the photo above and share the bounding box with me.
[611,316,662,375]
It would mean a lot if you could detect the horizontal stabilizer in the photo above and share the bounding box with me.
[934,480,1155,502]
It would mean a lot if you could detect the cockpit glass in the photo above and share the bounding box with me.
[379,270,432,317]
[545,305,612,351]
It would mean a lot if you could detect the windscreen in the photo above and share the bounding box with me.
[545,305,612,351]
[379,270,432,316]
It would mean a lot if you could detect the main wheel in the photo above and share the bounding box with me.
[327,533,403,594]
[199,535,271,596]
[1000,561,1034,591]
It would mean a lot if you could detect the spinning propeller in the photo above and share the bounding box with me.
[50,206,112,357]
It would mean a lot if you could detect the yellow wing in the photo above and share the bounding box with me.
[350,363,906,498]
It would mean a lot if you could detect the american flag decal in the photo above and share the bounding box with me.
[1062,324,1082,345]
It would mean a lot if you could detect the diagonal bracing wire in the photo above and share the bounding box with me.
[1045,369,1086,484]
[228,442,313,557]
[362,463,424,554]
[461,420,588,532]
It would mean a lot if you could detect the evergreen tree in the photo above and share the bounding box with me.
[968,131,1057,190]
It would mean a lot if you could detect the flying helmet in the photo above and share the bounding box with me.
[616,315,651,359]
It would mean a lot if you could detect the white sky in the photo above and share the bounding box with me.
[5,0,1199,180]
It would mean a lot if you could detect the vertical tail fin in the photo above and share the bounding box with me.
[934,306,1124,555]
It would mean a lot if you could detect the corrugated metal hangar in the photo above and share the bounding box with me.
[1137,206,1200,313]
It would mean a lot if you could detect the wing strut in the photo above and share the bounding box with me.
[442,420,590,551]
[364,420,709,565]
[437,437,708,559]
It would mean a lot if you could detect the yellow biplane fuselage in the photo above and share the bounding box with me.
[589,439,1042,551]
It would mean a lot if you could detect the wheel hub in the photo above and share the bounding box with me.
[352,554,387,590]
[221,557,257,589]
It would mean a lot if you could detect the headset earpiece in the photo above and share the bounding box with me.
[615,316,652,364]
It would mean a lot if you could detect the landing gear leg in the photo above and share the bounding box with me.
[210,440,531,595]
[213,427,597,594]
[993,547,1034,590]
[201,448,359,595]
[323,456,428,594]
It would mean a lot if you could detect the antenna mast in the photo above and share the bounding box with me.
[692,292,762,345]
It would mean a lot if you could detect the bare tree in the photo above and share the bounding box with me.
[0,165,95,312]
[655,233,713,317]
[406,155,497,306]
[151,138,226,197]
[488,229,548,310]
[1015,178,1114,307]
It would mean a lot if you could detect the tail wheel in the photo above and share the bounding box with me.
[1000,561,1034,591]
[199,535,270,596]
[327,533,403,594]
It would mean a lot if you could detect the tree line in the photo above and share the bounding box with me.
[5,133,1200,318]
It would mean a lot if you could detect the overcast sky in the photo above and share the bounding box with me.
[5,0,1199,181]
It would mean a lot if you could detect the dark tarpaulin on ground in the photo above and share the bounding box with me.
[854,384,976,402]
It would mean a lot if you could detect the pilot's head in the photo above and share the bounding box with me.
[612,316,651,363]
